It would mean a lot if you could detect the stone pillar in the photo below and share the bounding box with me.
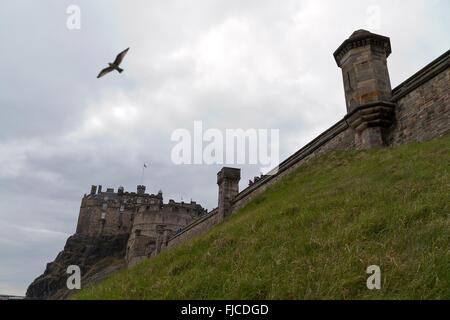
[217,167,241,221]
[334,29,396,149]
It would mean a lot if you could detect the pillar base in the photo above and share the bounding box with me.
[345,101,395,149]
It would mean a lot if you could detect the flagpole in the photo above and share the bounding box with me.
[141,165,145,185]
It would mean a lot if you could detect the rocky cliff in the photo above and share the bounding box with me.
[26,234,129,299]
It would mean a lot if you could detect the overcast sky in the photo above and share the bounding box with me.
[0,0,448,296]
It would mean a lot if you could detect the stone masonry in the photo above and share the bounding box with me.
[217,167,241,221]
[334,29,396,149]
[28,29,449,299]
[76,185,207,265]
[162,30,449,252]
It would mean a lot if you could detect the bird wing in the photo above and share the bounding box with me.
[97,66,114,78]
[113,47,130,66]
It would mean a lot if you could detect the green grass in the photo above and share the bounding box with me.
[74,136,450,300]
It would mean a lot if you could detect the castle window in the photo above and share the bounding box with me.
[347,72,353,90]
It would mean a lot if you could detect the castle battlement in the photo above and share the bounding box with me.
[85,185,163,199]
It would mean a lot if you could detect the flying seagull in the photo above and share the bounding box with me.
[97,48,130,78]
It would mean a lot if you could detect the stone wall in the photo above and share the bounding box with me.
[165,209,220,249]
[127,201,205,265]
[232,120,355,212]
[75,187,165,237]
[388,51,450,145]
[76,197,135,237]
[162,48,449,250]
[161,121,356,249]
[232,49,449,214]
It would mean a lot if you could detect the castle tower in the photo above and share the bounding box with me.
[137,185,146,195]
[334,29,396,148]
[217,167,241,221]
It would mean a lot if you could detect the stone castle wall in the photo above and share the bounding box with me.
[389,52,450,145]
[127,201,206,265]
[74,185,207,265]
[161,122,356,252]
[76,196,135,237]
[165,209,220,249]
[162,47,449,253]
[161,120,356,250]
[232,51,449,213]
[232,120,355,212]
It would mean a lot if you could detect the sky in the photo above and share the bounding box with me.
[0,0,448,296]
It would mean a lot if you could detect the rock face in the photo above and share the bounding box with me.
[26,234,129,299]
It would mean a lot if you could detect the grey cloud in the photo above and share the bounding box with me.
[0,0,449,295]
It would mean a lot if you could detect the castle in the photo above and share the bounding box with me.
[27,29,449,298]
[76,184,207,265]
[76,29,450,266]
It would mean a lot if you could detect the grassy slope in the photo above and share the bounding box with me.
[75,136,450,299]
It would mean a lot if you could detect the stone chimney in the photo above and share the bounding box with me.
[217,167,241,221]
[334,29,396,148]
[90,185,97,195]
